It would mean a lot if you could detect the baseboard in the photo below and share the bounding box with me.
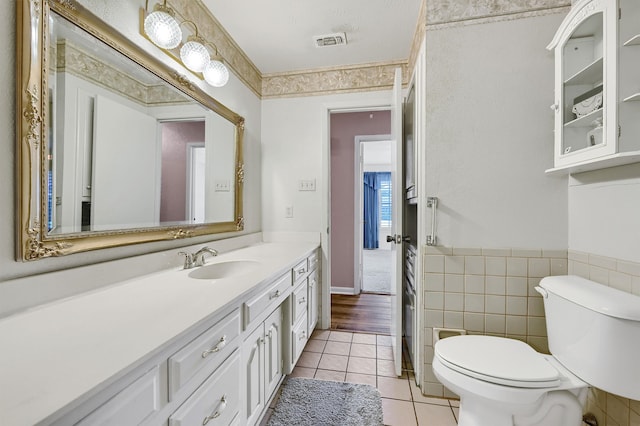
[331,286,357,295]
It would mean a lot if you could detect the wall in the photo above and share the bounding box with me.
[0,0,262,316]
[330,111,391,288]
[420,10,569,397]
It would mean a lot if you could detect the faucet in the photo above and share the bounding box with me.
[178,247,219,269]
[194,247,218,267]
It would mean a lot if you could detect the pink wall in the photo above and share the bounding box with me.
[160,121,205,222]
[330,111,391,288]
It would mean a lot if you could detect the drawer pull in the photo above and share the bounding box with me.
[269,289,281,300]
[201,336,226,358]
[202,395,227,425]
[298,297,306,304]
[298,331,307,341]
[297,268,306,274]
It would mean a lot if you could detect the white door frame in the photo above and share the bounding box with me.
[353,134,392,295]
[320,100,391,330]
[185,142,206,223]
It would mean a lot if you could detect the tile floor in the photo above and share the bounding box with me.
[263,330,459,426]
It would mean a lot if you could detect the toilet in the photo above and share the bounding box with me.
[432,275,640,426]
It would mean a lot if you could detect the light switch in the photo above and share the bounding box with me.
[285,206,293,218]
[214,180,231,192]
[298,179,316,191]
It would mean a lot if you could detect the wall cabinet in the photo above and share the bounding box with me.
[547,0,640,174]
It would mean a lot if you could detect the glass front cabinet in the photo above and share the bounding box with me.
[547,0,640,173]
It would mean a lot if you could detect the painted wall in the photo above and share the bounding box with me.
[1,0,262,316]
[424,12,568,250]
[330,111,391,288]
[160,121,205,222]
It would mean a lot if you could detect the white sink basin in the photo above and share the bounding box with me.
[188,260,261,280]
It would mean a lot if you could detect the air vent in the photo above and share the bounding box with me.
[314,32,347,48]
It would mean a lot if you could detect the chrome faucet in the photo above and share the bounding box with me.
[194,247,218,266]
[178,251,196,269]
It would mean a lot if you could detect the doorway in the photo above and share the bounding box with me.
[328,110,392,334]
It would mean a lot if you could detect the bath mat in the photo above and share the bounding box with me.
[268,377,384,426]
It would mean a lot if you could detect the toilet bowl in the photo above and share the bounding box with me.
[432,275,640,426]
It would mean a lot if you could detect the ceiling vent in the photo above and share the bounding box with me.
[314,33,347,48]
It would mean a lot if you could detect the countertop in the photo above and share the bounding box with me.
[0,241,318,426]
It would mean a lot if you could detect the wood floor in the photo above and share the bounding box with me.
[331,293,391,335]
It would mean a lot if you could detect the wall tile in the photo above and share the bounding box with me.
[571,261,590,278]
[453,248,482,256]
[444,293,464,311]
[425,273,445,291]
[527,317,547,336]
[426,309,444,328]
[506,277,528,296]
[528,258,550,278]
[425,255,445,273]
[485,295,505,314]
[527,296,545,316]
[445,256,465,274]
[506,315,527,335]
[482,248,512,256]
[506,296,527,315]
[527,336,549,354]
[528,277,542,296]
[542,249,567,258]
[485,257,506,276]
[632,277,640,296]
[425,246,453,255]
[465,256,485,275]
[609,271,632,293]
[618,260,640,277]
[443,311,464,329]
[464,275,485,294]
[568,250,589,263]
[426,292,444,309]
[550,258,568,275]
[464,294,485,313]
[512,249,541,257]
[507,257,527,277]
[485,276,506,295]
[589,265,609,285]
[589,254,618,270]
[463,312,485,332]
[445,274,464,293]
[485,314,505,334]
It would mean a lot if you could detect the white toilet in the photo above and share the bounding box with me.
[432,275,640,426]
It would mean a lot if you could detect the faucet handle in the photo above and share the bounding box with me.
[178,251,195,269]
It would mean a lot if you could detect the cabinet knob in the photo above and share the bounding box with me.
[269,289,281,300]
[201,335,227,358]
[297,268,306,274]
[298,297,306,304]
[299,331,307,340]
[203,395,227,424]
[550,103,559,111]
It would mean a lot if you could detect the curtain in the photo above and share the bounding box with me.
[363,172,379,249]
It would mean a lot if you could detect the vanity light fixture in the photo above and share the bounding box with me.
[143,0,182,49]
[142,1,230,87]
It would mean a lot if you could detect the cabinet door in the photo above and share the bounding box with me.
[307,271,318,334]
[264,306,283,401]
[242,325,264,426]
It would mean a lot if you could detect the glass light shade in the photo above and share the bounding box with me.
[144,10,182,49]
[180,40,209,72]
[203,59,229,87]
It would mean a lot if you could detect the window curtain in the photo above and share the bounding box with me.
[363,172,379,249]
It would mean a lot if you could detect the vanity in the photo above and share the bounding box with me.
[0,241,320,426]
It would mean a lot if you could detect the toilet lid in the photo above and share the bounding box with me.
[435,335,561,388]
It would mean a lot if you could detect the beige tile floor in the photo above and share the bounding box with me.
[263,330,459,426]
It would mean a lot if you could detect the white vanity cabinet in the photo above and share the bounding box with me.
[547,0,640,174]
[242,306,283,426]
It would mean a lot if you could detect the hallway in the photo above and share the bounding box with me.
[331,293,391,334]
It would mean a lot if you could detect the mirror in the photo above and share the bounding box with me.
[16,0,245,261]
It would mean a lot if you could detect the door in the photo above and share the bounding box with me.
[389,68,403,376]
[242,325,264,426]
[264,307,282,401]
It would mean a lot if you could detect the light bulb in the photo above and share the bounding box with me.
[144,7,182,49]
[180,39,209,72]
[203,59,229,87]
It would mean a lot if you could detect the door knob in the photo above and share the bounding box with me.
[386,235,395,243]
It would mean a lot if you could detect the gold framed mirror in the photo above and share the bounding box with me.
[16,0,245,261]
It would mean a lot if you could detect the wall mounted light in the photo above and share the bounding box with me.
[142,1,230,87]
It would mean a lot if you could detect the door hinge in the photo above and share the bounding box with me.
[619,8,622,19]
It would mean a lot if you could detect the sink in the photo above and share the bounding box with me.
[187,260,261,280]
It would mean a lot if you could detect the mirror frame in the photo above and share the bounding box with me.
[16,0,245,261]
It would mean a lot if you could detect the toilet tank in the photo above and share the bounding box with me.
[538,275,640,400]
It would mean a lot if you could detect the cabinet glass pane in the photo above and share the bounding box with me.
[561,12,604,156]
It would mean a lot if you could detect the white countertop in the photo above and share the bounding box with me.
[0,242,318,426]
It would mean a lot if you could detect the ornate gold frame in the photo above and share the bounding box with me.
[16,0,245,261]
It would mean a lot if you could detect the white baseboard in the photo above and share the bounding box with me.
[331,286,357,295]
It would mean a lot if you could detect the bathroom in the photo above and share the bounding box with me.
[2,0,640,425]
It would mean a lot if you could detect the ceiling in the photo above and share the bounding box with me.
[201,0,422,75]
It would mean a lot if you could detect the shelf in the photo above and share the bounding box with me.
[564,108,603,128]
[623,93,640,102]
[564,57,603,86]
[546,151,640,175]
[623,34,640,46]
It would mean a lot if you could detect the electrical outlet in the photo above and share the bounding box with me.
[298,179,316,191]
[285,206,293,218]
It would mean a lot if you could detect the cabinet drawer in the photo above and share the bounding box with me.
[308,250,319,273]
[78,366,160,426]
[244,273,291,329]
[291,281,307,325]
[291,314,308,364]
[169,310,241,398]
[292,259,308,284]
[170,351,240,426]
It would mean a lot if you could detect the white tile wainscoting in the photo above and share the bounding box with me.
[420,247,569,398]
[568,251,640,426]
